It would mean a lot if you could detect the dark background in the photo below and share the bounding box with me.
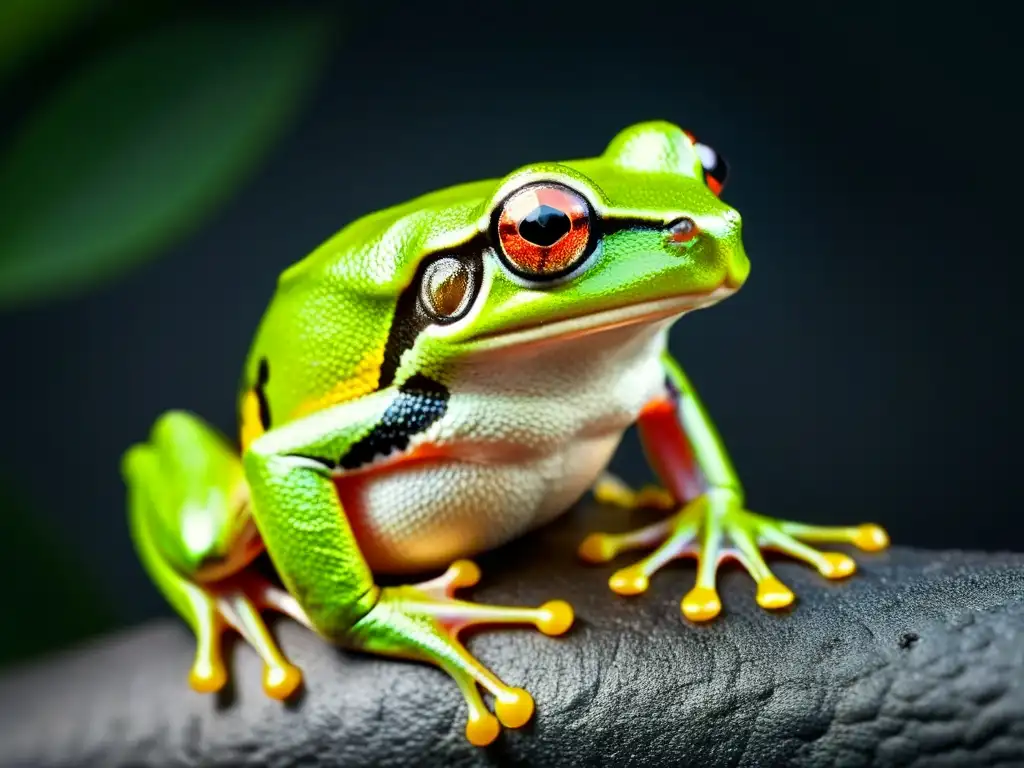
[0,1,1019,663]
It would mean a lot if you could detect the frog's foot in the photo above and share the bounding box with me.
[592,471,675,511]
[190,572,310,700]
[350,560,574,747]
[579,487,889,622]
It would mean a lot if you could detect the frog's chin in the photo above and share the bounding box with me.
[465,284,735,354]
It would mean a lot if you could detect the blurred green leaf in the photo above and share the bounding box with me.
[0,481,118,666]
[0,0,102,82]
[0,11,336,308]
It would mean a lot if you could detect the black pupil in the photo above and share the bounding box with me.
[518,205,570,246]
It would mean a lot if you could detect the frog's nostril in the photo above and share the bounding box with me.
[667,217,699,244]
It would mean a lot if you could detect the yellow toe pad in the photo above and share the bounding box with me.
[189,661,227,694]
[465,713,500,746]
[853,524,890,552]
[609,566,649,596]
[681,587,721,622]
[449,560,482,588]
[756,577,795,609]
[536,600,574,636]
[495,687,534,728]
[819,552,857,579]
[578,534,616,564]
[263,663,303,700]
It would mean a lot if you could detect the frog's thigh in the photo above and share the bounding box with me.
[124,411,250,589]
[124,441,232,693]
[124,413,302,697]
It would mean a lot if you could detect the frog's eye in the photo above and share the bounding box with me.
[419,256,476,322]
[696,143,728,195]
[495,183,593,280]
[684,130,729,196]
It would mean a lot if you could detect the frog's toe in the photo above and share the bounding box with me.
[752,528,851,581]
[578,516,673,565]
[452,671,533,746]
[592,472,675,510]
[192,573,310,701]
[772,519,891,552]
[853,524,891,551]
[680,585,723,621]
[262,661,303,700]
[582,496,705,595]
[718,515,800,615]
[494,687,535,727]
[755,576,795,609]
[454,664,535,745]
[726,512,891,613]
[415,559,481,598]
[442,641,539,745]
[351,564,573,746]
[188,641,228,694]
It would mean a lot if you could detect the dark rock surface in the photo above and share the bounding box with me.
[2,504,1022,767]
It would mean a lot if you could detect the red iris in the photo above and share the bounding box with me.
[496,184,591,278]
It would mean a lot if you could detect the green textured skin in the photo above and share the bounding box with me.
[124,121,888,744]
[240,121,747,420]
[235,121,745,634]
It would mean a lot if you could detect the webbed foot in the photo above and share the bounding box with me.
[581,483,888,621]
[349,560,573,746]
[189,572,309,700]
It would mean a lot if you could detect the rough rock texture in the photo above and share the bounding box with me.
[1,504,1022,767]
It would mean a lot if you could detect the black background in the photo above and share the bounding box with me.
[0,1,1019,633]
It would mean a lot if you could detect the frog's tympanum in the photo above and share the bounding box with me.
[124,122,889,746]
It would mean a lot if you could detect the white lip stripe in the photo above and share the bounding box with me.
[467,287,734,353]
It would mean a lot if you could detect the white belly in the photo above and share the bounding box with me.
[340,319,671,574]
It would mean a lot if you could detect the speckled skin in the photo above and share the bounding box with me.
[123,121,890,746]
[346,316,672,572]
[239,124,744,426]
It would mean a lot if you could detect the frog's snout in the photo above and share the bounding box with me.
[718,209,750,289]
[726,241,751,289]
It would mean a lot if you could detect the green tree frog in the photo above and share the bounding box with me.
[123,121,889,746]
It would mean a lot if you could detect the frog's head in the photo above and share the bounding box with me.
[280,121,749,389]
[457,121,748,349]
[404,121,747,365]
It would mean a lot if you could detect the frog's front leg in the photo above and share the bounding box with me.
[580,352,889,622]
[243,382,573,746]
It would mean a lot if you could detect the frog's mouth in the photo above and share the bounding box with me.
[466,285,734,353]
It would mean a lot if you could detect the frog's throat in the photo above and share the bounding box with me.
[464,286,734,354]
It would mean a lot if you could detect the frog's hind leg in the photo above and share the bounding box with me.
[123,411,305,699]
[350,559,574,746]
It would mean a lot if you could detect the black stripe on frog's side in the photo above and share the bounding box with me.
[254,357,272,430]
[377,236,486,390]
[338,373,450,470]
